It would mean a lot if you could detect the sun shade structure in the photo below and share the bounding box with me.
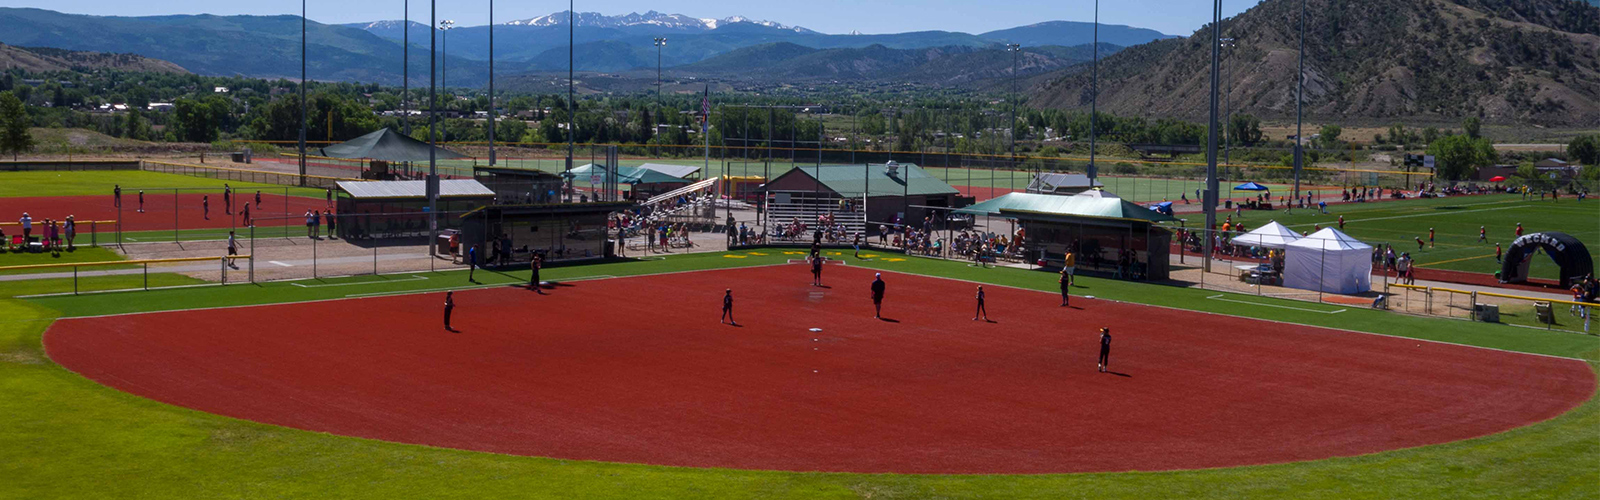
[635,163,701,180]
[317,128,465,162]
[563,164,690,185]
[1283,227,1373,294]
[1026,173,1104,195]
[1234,181,1270,191]
[1230,221,1302,249]
[956,191,1177,222]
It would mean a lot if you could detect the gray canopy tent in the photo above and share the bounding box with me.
[318,128,464,179]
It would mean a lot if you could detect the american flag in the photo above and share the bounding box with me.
[701,85,710,133]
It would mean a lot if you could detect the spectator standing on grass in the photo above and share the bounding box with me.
[313,210,323,239]
[114,185,121,208]
[326,188,334,209]
[647,225,656,253]
[47,219,59,250]
[64,216,75,249]
[1098,328,1112,373]
[303,210,313,238]
[721,289,736,325]
[325,211,336,239]
[870,273,886,319]
[19,212,32,241]
[443,291,455,331]
[1397,253,1415,285]
[467,244,479,282]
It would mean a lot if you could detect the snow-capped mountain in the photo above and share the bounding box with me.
[507,10,814,33]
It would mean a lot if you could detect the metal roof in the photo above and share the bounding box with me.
[635,163,701,179]
[1028,173,1102,191]
[956,191,1177,222]
[336,179,496,199]
[774,163,959,197]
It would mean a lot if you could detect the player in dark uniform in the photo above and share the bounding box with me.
[467,245,478,282]
[811,254,824,286]
[1097,327,1112,373]
[870,273,886,319]
[242,202,251,226]
[114,185,121,208]
[973,285,988,321]
[137,190,145,213]
[443,291,456,331]
[1059,268,1071,306]
[528,254,544,294]
[202,195,210,220]
[223,184,232,214]
[810,241,822,261]
[721,289,736,325]
[255,190,262,206]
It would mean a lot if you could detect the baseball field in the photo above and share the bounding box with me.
[2,168,1597,499]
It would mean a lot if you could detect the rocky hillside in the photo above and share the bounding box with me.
[1029,0,1600,126]
[0,43,188,74]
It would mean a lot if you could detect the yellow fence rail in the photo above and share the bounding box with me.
[1384,282,1593,332]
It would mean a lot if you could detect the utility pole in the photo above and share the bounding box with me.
[1221,36,1235,200]
[1292,0,1306,210]
[298,0,307,187]
[488,3,496,166]
[1202,0,1222,273]
[1088,0,1099,182]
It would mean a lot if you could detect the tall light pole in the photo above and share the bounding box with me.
[1291,0,1306,210]
[653,37,667,109]
[439,19,454,142]
[403,0,409,138]
[298,0,307,187]
[1221,37,1235,199]
[488,3,496,166]
[1006,43,1021,164]
[1088,0,1099,182]
[427,0,438,255]
[1201,0,1222,272]
[566,0,574,202]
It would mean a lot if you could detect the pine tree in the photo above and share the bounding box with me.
[0,91,34,160]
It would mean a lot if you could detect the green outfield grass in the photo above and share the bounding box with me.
[0,170,325,198]
[3,251,1596,499]
[1255,194,1599,279]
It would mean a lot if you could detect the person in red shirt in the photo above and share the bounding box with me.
[1495,243,1503,263]
[1338,215,1345,230]
[1478,226,1486,242]
[1428,228,1435,248]
[1515,223,1524,237]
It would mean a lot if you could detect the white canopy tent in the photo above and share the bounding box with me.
[1229,221,1302,249]
[1283,228,1373,294]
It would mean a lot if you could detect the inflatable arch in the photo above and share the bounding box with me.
[1500,232,1594,288]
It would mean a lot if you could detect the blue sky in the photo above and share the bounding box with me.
[5,0,1262,36]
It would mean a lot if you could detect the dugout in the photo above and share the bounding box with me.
[959,191,1176,281]
[473,166,564,204]
[458,202,634,264]
[334,179,497,239]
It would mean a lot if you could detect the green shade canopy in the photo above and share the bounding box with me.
[317,128,465,162]
[957,191,1177,222]
[563,164,690,185]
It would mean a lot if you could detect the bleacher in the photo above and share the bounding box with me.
[763,192,868,239]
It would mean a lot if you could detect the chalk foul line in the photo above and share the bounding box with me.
[1205,294,1348,314]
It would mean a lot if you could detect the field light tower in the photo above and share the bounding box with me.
[1006,43,1021,163]
[654,37,668,109]
[439,19,455,92]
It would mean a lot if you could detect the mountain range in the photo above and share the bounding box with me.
[0,43,188,74]
[0,7,1176,87]
[1029,0,1600,126]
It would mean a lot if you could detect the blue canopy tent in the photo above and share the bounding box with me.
[1149,201,1174,216]
[1235,182,1270,191]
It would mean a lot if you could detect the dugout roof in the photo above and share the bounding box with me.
[337,179,496,200]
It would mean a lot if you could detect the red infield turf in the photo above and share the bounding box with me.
[0,194,330,232]
[45,265,1594,474]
